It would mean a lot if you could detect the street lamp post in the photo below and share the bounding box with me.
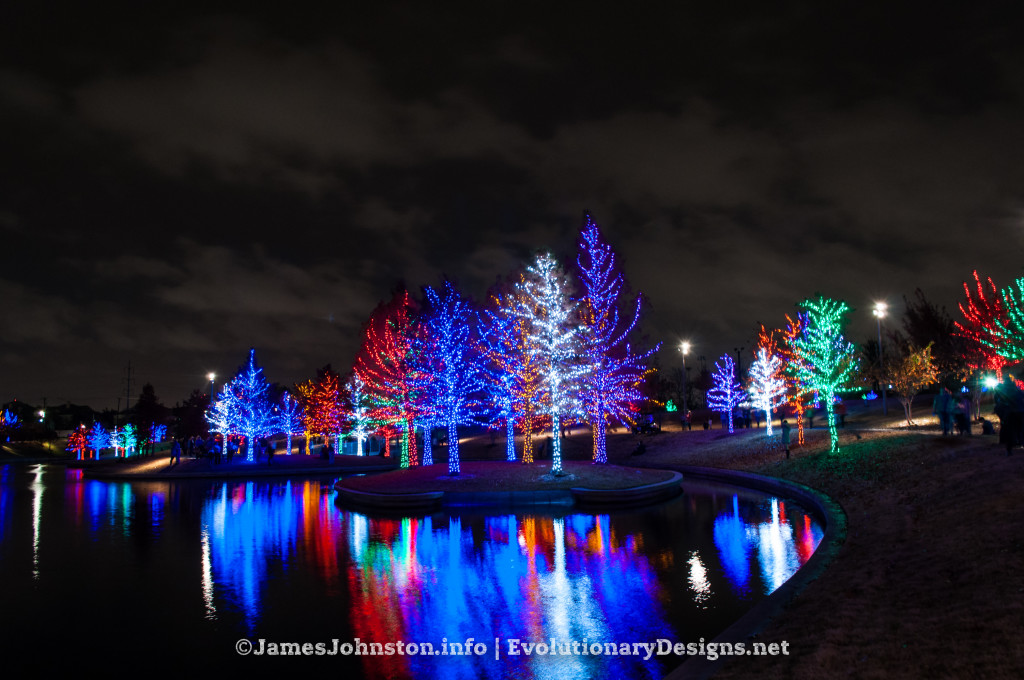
[680,341,691,429]
[873,302,888,416]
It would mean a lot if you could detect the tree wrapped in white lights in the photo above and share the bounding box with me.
[576,213,660,463]
[515,253,587,475]
[346,374,372,456]
[708,355,743,433]
[748,347,785,435]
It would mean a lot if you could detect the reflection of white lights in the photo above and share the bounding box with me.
[201,525,216,620]
[350,513,368,562]
[31,465,44,580]
[688,551,711,604]
[757,499,799,594]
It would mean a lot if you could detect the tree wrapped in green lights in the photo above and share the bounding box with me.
[792,296,858,453]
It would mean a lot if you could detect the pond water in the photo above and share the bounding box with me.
[0,464,822,678]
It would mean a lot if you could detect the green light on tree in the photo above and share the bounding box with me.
[793,295,858,453]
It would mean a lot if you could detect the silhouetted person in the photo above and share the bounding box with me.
[781,420,791,459]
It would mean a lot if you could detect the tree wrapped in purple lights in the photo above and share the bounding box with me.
[414,281,486,475]
[576,213,659,463]
[708,355,743,433]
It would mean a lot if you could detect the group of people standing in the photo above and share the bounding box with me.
[168,435,277,465]
[932,387,975,436]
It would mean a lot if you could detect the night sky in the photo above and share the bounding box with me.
[3,2,1024,410]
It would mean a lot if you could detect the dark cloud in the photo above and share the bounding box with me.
[3,3,1024,407]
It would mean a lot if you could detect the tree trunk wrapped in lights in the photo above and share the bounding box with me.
[355,289,420,468]
[576,213,660,463]
[792,296,858,453]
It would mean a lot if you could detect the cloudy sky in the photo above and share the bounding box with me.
[3,2,1023,410]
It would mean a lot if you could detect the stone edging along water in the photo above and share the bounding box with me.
[333,470,685,511]
[664,465,847,680]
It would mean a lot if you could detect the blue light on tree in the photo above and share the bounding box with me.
[278,393,303,456]
[708,355,743,433]
[415,281,486,475]
[576,213,660,463]
[206,348,277,461]
[88,422,108,456]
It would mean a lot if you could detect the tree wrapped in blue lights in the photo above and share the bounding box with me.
[414,281,486,475]
[793,296,858,453]
[748,347,785,435]
[87,422,108,456]
[576,213,660,463]
[278,393,303,456]
[206,348,277,461]
[479,295,522,462]
[708,355,743,433]
[515,253,586,475]
[1,408,19,441]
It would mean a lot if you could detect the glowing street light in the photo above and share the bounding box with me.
[680,341,691,429]
[873,301,888,416]
[207,372,216,384]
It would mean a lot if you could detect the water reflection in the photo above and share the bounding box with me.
[0,466,824,679]
[712,494,825,597]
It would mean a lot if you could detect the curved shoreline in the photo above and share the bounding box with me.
[663,466,847,680]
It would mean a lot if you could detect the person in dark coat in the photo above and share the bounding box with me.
[993,375,1024,455]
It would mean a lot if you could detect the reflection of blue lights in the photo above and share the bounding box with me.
[713,494,820,598]
[713,496,753,595]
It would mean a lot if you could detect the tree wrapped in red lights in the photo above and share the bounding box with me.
[775,316,812,445]
[956,270,1011,379]
[576,213,659,463]
[66,425,88,461]
[355,288,421,468]
[296,365,345,453]
[480,289,544,463]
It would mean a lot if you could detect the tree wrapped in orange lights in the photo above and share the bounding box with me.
[775,316,812,446]
[355,288,421,468]
[480,290,543,463]
[295,365,344,454]
[955,270,1011,379]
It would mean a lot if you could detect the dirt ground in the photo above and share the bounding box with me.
[591,405,1024,680]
